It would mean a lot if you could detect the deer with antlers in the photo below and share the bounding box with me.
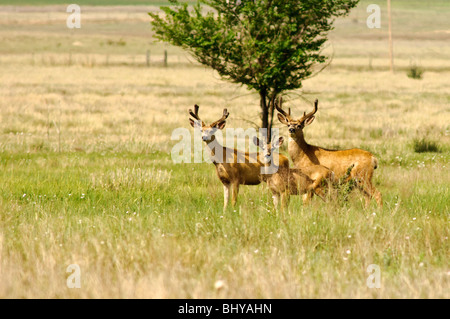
[253,135,329,209]
[276,98,383,207]
[189,105,289,210]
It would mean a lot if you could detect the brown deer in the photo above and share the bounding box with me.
[188,105,289,210]
[253,136,327,209]
[276,99,383,207]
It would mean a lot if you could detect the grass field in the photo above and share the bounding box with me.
[0,1,449,298]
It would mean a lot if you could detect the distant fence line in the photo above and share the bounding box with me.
[17,52,445,73]
[28,50,174,68]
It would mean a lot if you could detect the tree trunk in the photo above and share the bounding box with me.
[268,93,276,141]
[260,90,277,142]
[260,90,268,132]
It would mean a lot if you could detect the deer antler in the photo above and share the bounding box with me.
[189,104,201,121]
[301,99,318,121]
[221,108,230,121]
[211,108,229,127]
[274,97,293,121]
[188,104,206,126]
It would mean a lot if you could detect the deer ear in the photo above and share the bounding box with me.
[273,136,284,149]
[277,137,284,147]
[253,136,260,147]
[277,113,288,125]
[304,116,315,126]
[190,119,202,129]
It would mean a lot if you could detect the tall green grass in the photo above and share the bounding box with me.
[0,149,448,298]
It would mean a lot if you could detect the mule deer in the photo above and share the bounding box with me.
[276,99,382,207]
[189,105,287,210]
[253,136,327,209]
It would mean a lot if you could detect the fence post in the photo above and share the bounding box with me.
[146,50,150,67]
[164,50,168,67]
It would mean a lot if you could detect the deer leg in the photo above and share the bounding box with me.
[361,181,383,208]
[272,193,280,208]
[302,192,312,205]
[280,191,290,210]
[373,187,383,208]
[364,170,383,207]
[324,173,335,201]
[354,175,377,208]
[311,177,327,202]
[353,176,369,208]
[231,183,239,207]
[311,177,323,192]
[362,187,373,208]
[314,187,326,202]
[223,184,230,210]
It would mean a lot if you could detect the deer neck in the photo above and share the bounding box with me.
[204,136,224,163]
[288,130,311,164]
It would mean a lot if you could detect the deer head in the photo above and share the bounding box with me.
[253,135,284,164]
[189,104,229,142]
[276,98,318,136]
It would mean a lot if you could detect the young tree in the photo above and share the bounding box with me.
[150,0,359,137]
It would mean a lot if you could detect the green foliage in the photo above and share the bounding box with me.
[333,164,357,203]
[150,0,359,127]
[106,38,127,46]
[407,64,424,79]
[413,137,440,153]
[150,0,359,92]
